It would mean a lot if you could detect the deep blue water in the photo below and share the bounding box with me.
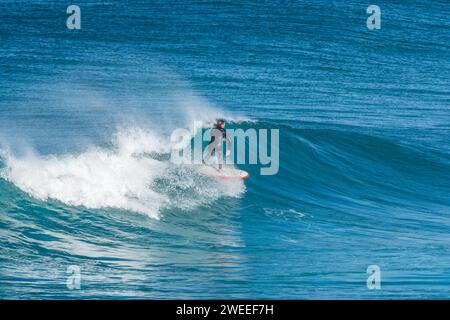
[1,0,449,299]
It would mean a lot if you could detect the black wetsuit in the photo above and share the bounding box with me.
[209,127,227,145]
[205,126,227,169]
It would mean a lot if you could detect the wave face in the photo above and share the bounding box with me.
[1,0,450,299]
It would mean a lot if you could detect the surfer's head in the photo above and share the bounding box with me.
[215,119,225,129]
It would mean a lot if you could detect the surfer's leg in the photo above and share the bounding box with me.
[217,149,223,170]
[203,143,214,164]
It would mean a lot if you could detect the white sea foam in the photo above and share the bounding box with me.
[0,126,245,219]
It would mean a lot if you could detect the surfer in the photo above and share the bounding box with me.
[203,119,231,170]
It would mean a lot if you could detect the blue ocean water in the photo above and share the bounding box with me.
[1,0,449,299]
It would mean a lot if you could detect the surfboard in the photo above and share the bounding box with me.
[198,165,249,180]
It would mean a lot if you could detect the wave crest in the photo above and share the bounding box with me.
[0,127,245,219]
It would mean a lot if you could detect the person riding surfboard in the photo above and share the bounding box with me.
[203,119,231,171]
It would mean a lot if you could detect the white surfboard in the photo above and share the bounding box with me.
[198,165,249,180]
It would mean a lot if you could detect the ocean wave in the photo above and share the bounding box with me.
[0,126,245,219]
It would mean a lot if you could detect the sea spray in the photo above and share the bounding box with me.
[0,127,245,219]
